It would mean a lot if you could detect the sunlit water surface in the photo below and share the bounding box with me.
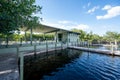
[24,47,120,80]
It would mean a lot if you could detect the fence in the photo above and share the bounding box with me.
[0,37,55,48]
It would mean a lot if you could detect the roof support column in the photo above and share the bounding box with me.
[30,27,33,45]
[43,33,46,43]
[55,31,58,43]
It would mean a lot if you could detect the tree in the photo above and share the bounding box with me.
[0,0,20,35]
[0,0,42,46]
[0,0,41,35]
[72,29,102,44]
[92,34,101,44]
[0,0,19,46]
[84,31,93,42]
[25,16,40,45]
[103,31,119,43]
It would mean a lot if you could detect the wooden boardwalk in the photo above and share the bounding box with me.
[68,46,120,56]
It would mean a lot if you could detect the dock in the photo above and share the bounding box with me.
[68,46,120,56]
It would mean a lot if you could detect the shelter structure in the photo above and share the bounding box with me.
[20,24,80,44]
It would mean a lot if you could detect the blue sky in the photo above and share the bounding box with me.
[35,0,120,36]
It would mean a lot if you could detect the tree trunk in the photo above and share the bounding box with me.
[30,27,33,45]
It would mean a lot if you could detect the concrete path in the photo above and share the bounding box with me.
[0,53,19,80]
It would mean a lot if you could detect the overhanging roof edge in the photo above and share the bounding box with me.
[20,23,80,35]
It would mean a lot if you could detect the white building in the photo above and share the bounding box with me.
[21,24,80,44]
[56,31,79,43]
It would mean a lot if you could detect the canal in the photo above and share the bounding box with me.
[24,47,120,80]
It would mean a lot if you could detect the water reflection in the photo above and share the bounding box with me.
[24,49,82,80]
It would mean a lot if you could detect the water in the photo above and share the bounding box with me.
[24,48,120,80]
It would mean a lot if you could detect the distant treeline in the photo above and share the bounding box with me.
[72,29,120,44]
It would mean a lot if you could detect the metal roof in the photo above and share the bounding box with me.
[20,24,80,34]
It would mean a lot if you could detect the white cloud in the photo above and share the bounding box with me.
[102,5,112,10]
[97,6,120,20]
[71,24,89,30]
[58,20,71,24]
[41,20,89,31]
[87,6,99,14]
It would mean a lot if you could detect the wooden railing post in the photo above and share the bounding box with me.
[17,46,19,59]
[55,41,57,51]
[20,52,24,80]
[34,45,37,58]
[39,38,41,45]
[17,46,24,80]
[46,39,48,53]
[20,38,22,46]
[111,43,114,54]
[5,37,8,48]
[67,41,68,48]
[88,41,89,50]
